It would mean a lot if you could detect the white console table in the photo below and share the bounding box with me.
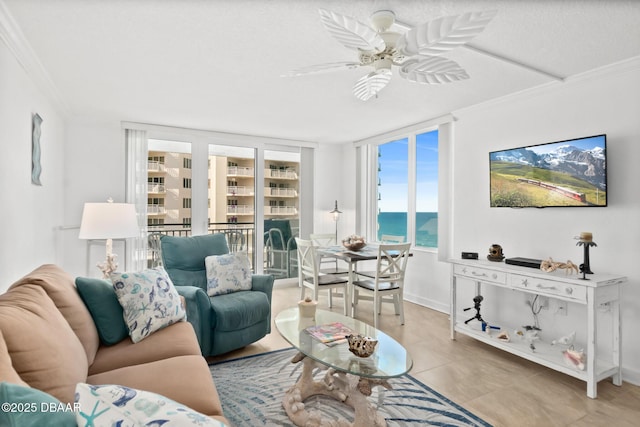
[449,258,627,398]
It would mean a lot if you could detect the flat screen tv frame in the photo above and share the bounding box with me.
[489,134,607,208]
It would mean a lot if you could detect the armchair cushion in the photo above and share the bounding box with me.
[75,277,128,345]
[205,252,252,296]
[161,234,229,291]
[110,267,186,343]
[209,291,270,332]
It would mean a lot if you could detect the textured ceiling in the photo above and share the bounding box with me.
[3,0,640,144]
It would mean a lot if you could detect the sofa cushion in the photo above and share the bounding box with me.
[0,382,76,427]
[111,267,186,343]
[209,291,270,331]
[75,383,226,427]
[89,321,201,376]
[160,233,229,290]
[87,355,225,419]
[205,252,252,296]
[75,277,129,345]
[9,264,100,365]
[0,330,28,386]
[0,285,88,403]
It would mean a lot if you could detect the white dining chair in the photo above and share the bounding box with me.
[296,238,349,313]
[310,233,349,276]
[380,234,405,243]
[352,243,411,329]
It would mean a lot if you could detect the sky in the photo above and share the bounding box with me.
[378,130,438,212]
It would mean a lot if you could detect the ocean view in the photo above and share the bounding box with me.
[377,212,438,248]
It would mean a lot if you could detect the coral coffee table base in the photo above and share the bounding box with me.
[282,352,389,427]
[275,308,412,427]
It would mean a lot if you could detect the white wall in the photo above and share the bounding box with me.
[0,40,66,290]
[61,120,126,278]
[449,63,640,383]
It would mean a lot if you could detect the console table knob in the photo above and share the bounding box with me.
[565,287,573,295]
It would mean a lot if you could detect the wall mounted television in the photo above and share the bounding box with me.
[489,134,607,208]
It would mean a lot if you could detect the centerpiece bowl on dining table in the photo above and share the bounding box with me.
[342,235,365,251]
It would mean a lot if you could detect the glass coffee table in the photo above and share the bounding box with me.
[275,307,413,427]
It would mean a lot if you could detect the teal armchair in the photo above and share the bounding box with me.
[160,233,274,357]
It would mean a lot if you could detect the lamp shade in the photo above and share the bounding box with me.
[79,202,139,239]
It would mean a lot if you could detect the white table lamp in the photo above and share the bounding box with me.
[79,199,139,277]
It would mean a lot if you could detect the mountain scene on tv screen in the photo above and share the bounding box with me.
[490,140,606,207]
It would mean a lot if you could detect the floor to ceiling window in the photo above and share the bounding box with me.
[371,128,439,249]
[143,134,305,277]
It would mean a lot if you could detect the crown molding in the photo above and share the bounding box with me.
[0,0,69,115]
[453,55,640,117]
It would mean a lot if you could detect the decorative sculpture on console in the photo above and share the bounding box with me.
[540,258,579,275]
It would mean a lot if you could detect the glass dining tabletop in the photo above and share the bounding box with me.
[275,307,413,379]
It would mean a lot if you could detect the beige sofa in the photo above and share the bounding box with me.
[0,264,229,425]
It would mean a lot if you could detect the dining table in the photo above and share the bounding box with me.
[316,244,388,317]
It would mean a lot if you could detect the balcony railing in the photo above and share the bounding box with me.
[227,204,254,215]
[147,222,256,268]
[147,183,166,193]
[147,205,166,215]
[266,169,298,180]
[227,166,254,177]
[148,161,165,172]
[265,206,298,215]
[227,186,254,196]
[265,187,297,197]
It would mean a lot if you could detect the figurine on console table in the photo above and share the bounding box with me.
[487,244,505,262]
[576,232,597,279]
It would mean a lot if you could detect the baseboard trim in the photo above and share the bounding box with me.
[623,368,640,387]
[404,292,449,314]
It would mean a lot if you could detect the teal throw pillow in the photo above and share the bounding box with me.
[0,382,76,427]
[110,267,186,343]
[75,277,129,345]
[75,383,226,426]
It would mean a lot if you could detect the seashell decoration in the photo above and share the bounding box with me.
[346,334,378,357]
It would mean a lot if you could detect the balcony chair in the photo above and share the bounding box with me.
[352,242,411,329]
[159,233,274,357]
[296,238,348,314]
[264,219,297,278]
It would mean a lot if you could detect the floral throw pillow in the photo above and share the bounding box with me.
[205,252,252,297]
[75,383,226,427]
[110,267,186,343]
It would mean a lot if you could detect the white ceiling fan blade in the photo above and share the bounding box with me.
[282,61,362,77]
[399,56,469,84]
[353,70,392,101]
[397,10,497,56]
[319,9,386,52]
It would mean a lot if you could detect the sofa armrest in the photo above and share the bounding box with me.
[175,286,212,355]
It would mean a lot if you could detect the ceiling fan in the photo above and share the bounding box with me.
[284,8,497,101]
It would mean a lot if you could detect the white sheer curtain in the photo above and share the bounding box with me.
[125,129,148,271]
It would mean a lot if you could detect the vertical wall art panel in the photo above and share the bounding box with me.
[31,113,43,185]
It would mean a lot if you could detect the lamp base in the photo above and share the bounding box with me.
[98,239,119,278]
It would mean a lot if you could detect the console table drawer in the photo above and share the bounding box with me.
[453,264,506,284]
[510,274,586,302]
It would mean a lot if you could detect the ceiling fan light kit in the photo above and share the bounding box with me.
[285,8,498,101]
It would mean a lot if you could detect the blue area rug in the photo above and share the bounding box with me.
[209,347,491,426]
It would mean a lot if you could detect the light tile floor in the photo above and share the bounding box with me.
[209,285,640,427]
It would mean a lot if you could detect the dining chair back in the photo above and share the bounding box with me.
[352,242,411,329]
[310,233,349,276]
[296,238,348,314]
[380,234,405,243]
